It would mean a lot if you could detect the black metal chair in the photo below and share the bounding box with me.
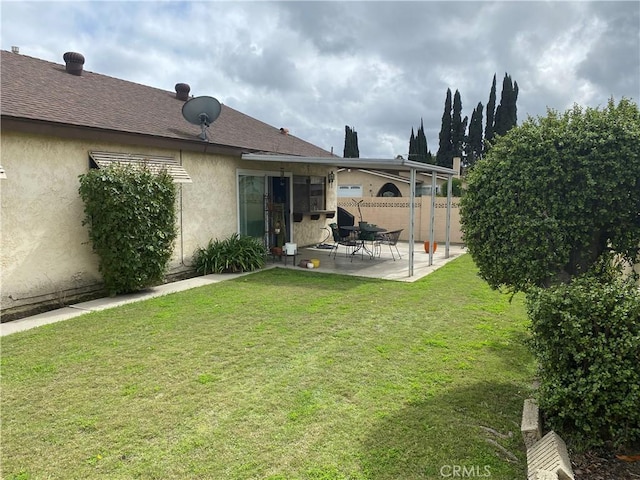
[376,229,403,260]
[329,223,356,258]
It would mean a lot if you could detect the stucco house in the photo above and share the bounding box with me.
[0,49,339,319]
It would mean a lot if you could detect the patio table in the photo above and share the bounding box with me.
[341,225,387,259]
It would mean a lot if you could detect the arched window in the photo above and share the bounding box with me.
[377,182,402,197]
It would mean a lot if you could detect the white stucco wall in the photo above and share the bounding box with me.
[0,133,243,316]
[178,150,239,269]
[1,132,103,313]
[1,132,336,317]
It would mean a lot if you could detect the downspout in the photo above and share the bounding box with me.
[179,149,188,267]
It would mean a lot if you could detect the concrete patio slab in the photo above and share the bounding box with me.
[275,241,466,282]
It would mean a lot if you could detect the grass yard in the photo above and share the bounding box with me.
[1,255,536,479]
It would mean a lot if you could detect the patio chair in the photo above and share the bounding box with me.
[329,223,356,258]
[376,229,403,260]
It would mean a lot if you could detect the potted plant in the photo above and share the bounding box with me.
[424,240,438,253]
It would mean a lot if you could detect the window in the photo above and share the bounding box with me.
[419,184,441,196]
[338,184,363,198]
[377,182,402,197]
[293,175,326,211]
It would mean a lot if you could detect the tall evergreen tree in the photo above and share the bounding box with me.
[466,102,484,168]
[408,120,432,163]
[416,119,429,163]
[408,128,417,161]
[436,88,453,168]
[343,125,359,158]
[494,73,519,136]
[452,90,468,160]
[485,74,497,145]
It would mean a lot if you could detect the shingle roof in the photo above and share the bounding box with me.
[0,50,334,158]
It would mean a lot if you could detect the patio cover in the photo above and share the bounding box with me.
[242,153,458,277]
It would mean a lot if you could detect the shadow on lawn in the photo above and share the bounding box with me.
[359,381,530,480]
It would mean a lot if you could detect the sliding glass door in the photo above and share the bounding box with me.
[238,170,291,247]
[238,174,267,243]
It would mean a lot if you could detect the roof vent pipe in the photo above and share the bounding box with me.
[63,52,85,76]
[175,83,191,101]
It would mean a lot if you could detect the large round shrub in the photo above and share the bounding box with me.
[79,164,177,295]
[460,98,640,293]
[527,269,640,449]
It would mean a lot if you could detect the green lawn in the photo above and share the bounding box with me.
[1,255,535,479]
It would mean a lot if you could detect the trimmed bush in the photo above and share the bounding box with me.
[79,164,177,295]
[193,233,267,274]
[460,98,640,293]
[526,269,640,449]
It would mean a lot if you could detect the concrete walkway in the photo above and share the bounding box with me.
[1,242,466,337]
[0,272,253,337]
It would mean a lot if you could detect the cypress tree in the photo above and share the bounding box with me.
[452,89,468,160]
[466,102,484,168]
[408,128,417,161]
[409,120,432,163]
[436,88,453,168]
[494,73,519,136]
[343,125,360,158]
[485,74,497,145]
[416,119,429,163]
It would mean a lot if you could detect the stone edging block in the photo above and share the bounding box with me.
[521,398,542,449]
[526,430,574,480]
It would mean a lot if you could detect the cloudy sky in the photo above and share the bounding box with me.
[1,1,638,157]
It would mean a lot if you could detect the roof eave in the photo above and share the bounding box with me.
[1,116,248,156]
[241,153,457,175]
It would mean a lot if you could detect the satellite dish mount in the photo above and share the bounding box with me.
[181,96,222,141]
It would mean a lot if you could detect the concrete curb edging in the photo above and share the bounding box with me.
[521,398,575,480]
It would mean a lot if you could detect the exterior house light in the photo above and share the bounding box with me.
[328,170,335,186]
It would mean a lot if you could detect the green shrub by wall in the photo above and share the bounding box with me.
[527,269,640,450]
[78,164,177,295]
[193,234,266,274]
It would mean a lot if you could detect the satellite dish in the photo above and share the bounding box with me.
[181,96,222,141]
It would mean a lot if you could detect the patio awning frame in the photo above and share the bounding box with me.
[242,153,457,277]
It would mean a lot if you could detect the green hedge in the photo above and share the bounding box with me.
[79,164,177,295]
[527,270,640,449]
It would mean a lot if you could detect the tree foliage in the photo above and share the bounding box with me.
[484,73,518,151]
[343,125,359,158]
[460,98,640,293]
[493,73,519,136]
[408,119,432,163]
[527,268,640,449]
[484,74,497,145]
[452,90,468,161]
[436,88,453,168]
[466,102,484,168]
[78,164,177,295]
